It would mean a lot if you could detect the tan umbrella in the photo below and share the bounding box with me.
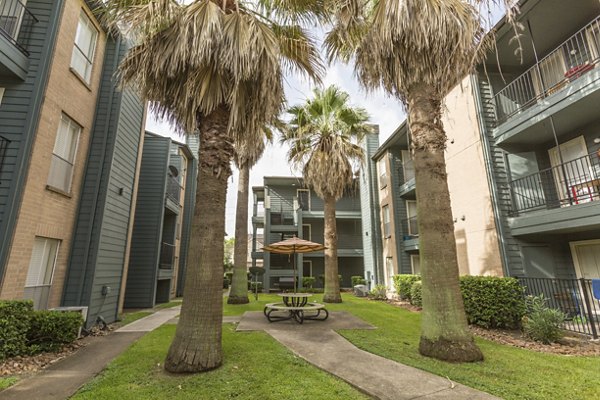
[262,236,326,293]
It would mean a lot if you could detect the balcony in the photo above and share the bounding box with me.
[159,242,175,270]
[509,151,600,216]
[491,15,600,128]
[0,0,37,80]
[402,216,419,239]
[165,175,182,205]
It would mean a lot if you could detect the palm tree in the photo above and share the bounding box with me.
[228,127,273,304]
[282,85,371,303]
[101,0,322,373]
[324,0,514,362]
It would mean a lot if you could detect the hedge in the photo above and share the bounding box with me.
[410,281,423,307]
[392,274,420,301]
[351,276,367,287]
[0,300,83,359]
[460,276,525,329]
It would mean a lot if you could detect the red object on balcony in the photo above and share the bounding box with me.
[565,62,595,80]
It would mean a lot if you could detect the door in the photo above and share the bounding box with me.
[571,241,600,279]
[406,201,418,236]
[548,136,593,205]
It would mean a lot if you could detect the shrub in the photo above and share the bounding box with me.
[224,272,233,284]
[28,311,83,353]
[410,281,423,307]
[302,276,316,289]
[0,300,34,359]
[223,277,230,289]
[351,276,367,287]
[522,295,565,344]
[369,284,388,300]
[460,276,526,329]
[392,274,420,301]
[249,282,263,292]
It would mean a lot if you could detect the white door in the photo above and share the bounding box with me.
[571,241,600,279]
[548,136,593,204]
[406,200,418,236]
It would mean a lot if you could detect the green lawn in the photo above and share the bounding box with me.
[117,311,153,327]
[72,323,368,400]
[0,377,17,391]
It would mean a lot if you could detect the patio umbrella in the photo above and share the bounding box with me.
[261,236,326,293]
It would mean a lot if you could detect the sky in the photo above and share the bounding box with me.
[144,3,506,236]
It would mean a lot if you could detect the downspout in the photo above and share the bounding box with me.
[74,36,122,305]
[471,74,511,277]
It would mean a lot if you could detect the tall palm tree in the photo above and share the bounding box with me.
[101,0,322,373]
[324,0,514,362]
[282,86,371,303]
[228,127,273,304]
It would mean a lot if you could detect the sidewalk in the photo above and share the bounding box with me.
[1,306,181,400]
[238,311,500,400]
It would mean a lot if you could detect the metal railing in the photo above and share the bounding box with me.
[508,151,600,215]
[402,216,419,239]
[47,153,74,193]
[518,277,599,339]
[491,15,600,126]
[165,175,182,204]
[159,242,175,269]
[0,0,38,55]
[270,211,295,226]
[0,136,9,177]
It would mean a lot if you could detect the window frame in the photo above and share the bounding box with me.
[47,113,82,194]
[382,204,391,238]
[70,10,98,84]
[378,157,388,189]
[297,189,311,211]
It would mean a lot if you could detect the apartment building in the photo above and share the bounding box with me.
[124,132,197,308]
[475,0,600,281]
[251,176,365,291]
[372,0,600,294]
[0,0,146,327]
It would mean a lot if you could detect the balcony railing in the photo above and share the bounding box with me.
[402,216,418,239]
[491,15,600,126]
[402,159,415,182]
[508,151,600,215]
[159,242,175,269]
[165,175,182,204]
[518,277,599,339]
[0,0,38,55]
[0,136,9,177]
[270,211,295,226]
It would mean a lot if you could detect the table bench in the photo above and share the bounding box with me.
[264,302,329,324]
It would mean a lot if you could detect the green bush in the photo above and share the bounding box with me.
[460,276,526,329]
[351,276,367,287]
[28,311,83,353]
[224,272,233,284]
[249,281,263,292]
[392,274,420,301]
[0,300,34,359]
[369,284,388,300]
[302,276,316,289]
[523,295,565,344]
[410,281,423,307]
[223,277,230,289]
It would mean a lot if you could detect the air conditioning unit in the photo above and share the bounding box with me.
[353,284,368,297]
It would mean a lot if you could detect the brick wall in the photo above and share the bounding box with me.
[0,0,107,307]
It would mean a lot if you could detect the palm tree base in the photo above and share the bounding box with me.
[164,342,223,373]
[322,294,343,303]
[227,295,250,304]
[418,336,483,363]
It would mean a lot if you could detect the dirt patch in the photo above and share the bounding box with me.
[386,299,600,356]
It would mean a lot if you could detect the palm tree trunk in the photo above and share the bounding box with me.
[164,105,232,373]
[408,84,483,362]
[322,195,342,303]
[228,163,250,304]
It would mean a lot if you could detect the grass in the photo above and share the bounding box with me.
[155,300,182,309]
[225,293,600,400]
[0,377,17,390]
[72,324,368,400]
[118,311,153,327]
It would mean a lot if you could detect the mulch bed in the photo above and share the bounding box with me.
[386,298,600,356]
[0,325,115,378]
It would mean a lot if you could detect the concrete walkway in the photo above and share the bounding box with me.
[238,311,500,400]
[1,306,182,400]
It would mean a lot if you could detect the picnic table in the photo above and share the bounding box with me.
[264,293,329,324]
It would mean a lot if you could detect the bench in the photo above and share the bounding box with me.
[264,302,329,324]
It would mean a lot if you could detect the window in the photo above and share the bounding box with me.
[0,0,26,40]
[71,11,98,83]
[302,224,311,241]
[23,237,60,309]
[378,158,388,188]
[382,205,390,237]
[48,114,81,193]
[401,150,415,182]
[297,189,310,211]
[411,254,421,274]
[385,257,394,289]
